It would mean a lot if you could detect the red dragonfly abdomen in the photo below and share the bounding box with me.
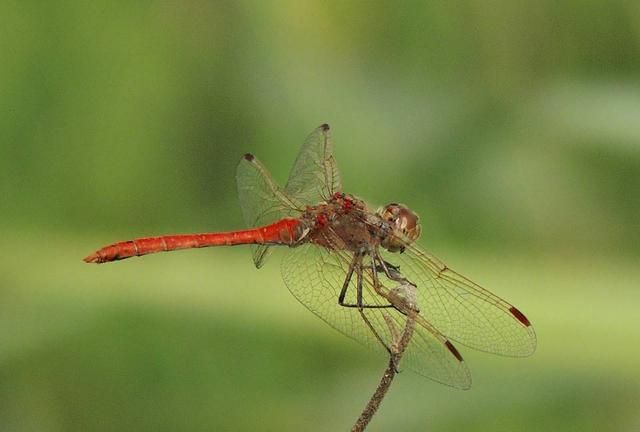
[84,218,302,264]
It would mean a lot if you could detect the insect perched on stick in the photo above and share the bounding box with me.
[85,124,536,430]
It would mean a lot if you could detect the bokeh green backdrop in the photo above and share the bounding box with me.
[1,1,639,431]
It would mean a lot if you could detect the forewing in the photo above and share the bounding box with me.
[281,242,471,389]
[236,154,303,268]
[379,245,537,357]
[284,124,342,204]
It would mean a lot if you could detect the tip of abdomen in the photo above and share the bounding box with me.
[83,251,103,264]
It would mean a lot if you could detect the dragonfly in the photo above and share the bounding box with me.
[84,124,536,389]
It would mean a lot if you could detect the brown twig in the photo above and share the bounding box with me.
[351,311,416,432]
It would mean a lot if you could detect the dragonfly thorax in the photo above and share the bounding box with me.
[300,193,377,252]
[300,195,421,255]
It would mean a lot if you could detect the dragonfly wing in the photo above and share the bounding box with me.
[284,124,342,204]
[236,153,303,268]
[379,245,537,357]
[281,242,471,389]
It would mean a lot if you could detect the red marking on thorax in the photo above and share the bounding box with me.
[509,306,531,327]
[316,213,328,227]
[343,197,353,212]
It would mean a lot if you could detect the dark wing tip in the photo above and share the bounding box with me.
[444,340,464,362]
[319,123,330,131]
[509,306,531,327]
[243,153,255,162]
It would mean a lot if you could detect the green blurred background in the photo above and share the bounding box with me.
[1,1,639,431]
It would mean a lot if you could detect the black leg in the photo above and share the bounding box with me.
[338,253,395,309]
[355,260,393,354]
[338,254,357,305]
[374,253,405,283]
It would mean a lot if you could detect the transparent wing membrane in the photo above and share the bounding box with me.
[236,154,302,268]
[285,124,342,204]
[235,124,342,268]
[379,245,537,357]
[281,241,471,389]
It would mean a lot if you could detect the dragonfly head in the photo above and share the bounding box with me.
[378,203,422,253]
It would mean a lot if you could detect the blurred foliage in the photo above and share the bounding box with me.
[1,1,639,431]
[2,0,639,253]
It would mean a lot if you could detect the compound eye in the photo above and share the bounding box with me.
[381,203,421,242]
[379,203,422,253]
[381,203,401,222]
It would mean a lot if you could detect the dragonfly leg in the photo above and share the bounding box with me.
[374,253,405,283]
[337,254,357,305]
[336,253,410,369]
[372,250,420,313]
[338,253,394,309]
[370,252,398,303]
[355,260,393,355]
